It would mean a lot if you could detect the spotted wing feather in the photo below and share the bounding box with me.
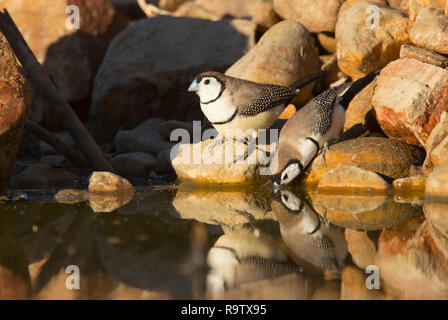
[238,84,295,116]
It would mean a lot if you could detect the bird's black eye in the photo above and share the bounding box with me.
[283,194,289,202]
[204,79,210,85]
[283,173,288,180]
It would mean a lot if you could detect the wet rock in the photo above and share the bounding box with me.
[195,0,281,29]
[317,33,336,54]
[410,8,448,54]
[311,193,422,230]
[425,164,448,197]
[335,2,411,79]
[424,203,448,259]
[172,139,272,184]
[393,175,426,190]
[111,152,156,178]
[372,58,448,147]
[345,230,377,270]
[173,1,220,20]
[173,188,272,226]
[341,265,386,300]
[10,163,79,188]
[226,20,321,105]
[4,0,129,105]
[54,189,89,204]
[88,171,135,193]
[400,44,448,68]
[114,118,174,156]
[87,192,134,213]
[303,137,426,185]
[89,16,256,143]
[318,166,390,191]
[408,0,446,20]
[273,0,344,33]
[344,82,375,131]
[377,218,448,299]
[0,34,31,192]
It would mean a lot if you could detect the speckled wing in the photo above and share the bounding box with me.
[311,88,338,136]
[237,84,295,116]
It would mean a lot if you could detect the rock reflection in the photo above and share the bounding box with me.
[271,190,347,276]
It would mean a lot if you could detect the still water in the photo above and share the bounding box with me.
[1,182,447,300]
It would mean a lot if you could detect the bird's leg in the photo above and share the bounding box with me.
[232,132,258,163]
[207,134,231,152]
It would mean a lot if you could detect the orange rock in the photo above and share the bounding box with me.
[278,104,296,119]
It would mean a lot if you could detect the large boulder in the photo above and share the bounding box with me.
[273,0,344,33]
[335,2,411,79]
[408,0,446,20]
[89,16,256,143]
[372,58,448,147]
[226,20,321,105]
[426,163,448,197]
[2,0,129,109]
[399,44,448,68]
[0,34,31,192]
[410,8,448,55]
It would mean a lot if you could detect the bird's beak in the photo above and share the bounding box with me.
[272,182,281,192]
[188,79,199,92]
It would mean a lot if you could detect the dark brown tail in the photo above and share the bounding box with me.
[290,70,328,91]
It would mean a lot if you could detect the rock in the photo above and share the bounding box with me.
[54,189,89,204]
[3,0,129,105]
[372,58,448,147]
[317,33,336,54]
[344,81,375,131]
[345,230,377,270]
[111,152,156,178]
[408,0,446,20]
[424,111,448,170]
[110,0,146,19]
[273,0,344,33]
[154,0,190,11]
[318,166,390,191]
[424,203,448,259]
[303,137,426,185]
[174,1,220,20]
[393,175,426,190]
[89,16,256,143]
[0,34,31,192]
[341,265,386,300]
[114,118,175,156]
[335,2,411,79]
[430,135,448,168]
[377,218,448,299]
[195,0,281,29]
[426,163,448,197]
[157,120,193,141]
[173,189,272,226]
[400,44,448,68]
[40,131,76,155]
[88,171,135,193]
[155,148,175,174]
[314,54,345,93]
[172,139,272,184]
[338,0,387,17]
[410,8,448,55]
[387,0,409,12]
[87,192,134,213]
[311,193,422,230]
[10,163,79,188]
[226,20,321,106]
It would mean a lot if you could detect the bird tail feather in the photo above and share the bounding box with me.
[338,71,379,110]
[291,70,328,93]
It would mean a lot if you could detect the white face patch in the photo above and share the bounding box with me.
[281,162,301,185]
[196,77,223,104]
[280,190,301,211]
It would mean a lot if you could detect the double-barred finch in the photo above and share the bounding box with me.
[270,72,378,186]
[188,71,327,139]
[271,190,347,272]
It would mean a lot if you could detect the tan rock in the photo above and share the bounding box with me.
[393,175,426,190]
[336,2,411,79]
[318,166,389,191]
[0,34,31,192]
[87,192,134,213]
[341,265,386,300]
[345,230,377,270]
[2,0,128,104]
[430,135,448,168]
[410,8,448,54]
[88,171,135,193]
[344,81,375,131]
[338,0,387,17]
[90,16,256,143]
[54,189,88,204]
[195,0,281,29]
[426,163,448,197]
[372,58,448,147]
[317,33,337,54]
[399,44,448,68]
[273,0,344,33]
[172,139,272,184]
[423,112,448,171]
[408,0,446,20]
[174,1,220,20]
[226,21,321,106]
[303,137,426,185]
[424,203,448,259]
[387,0,409,12]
